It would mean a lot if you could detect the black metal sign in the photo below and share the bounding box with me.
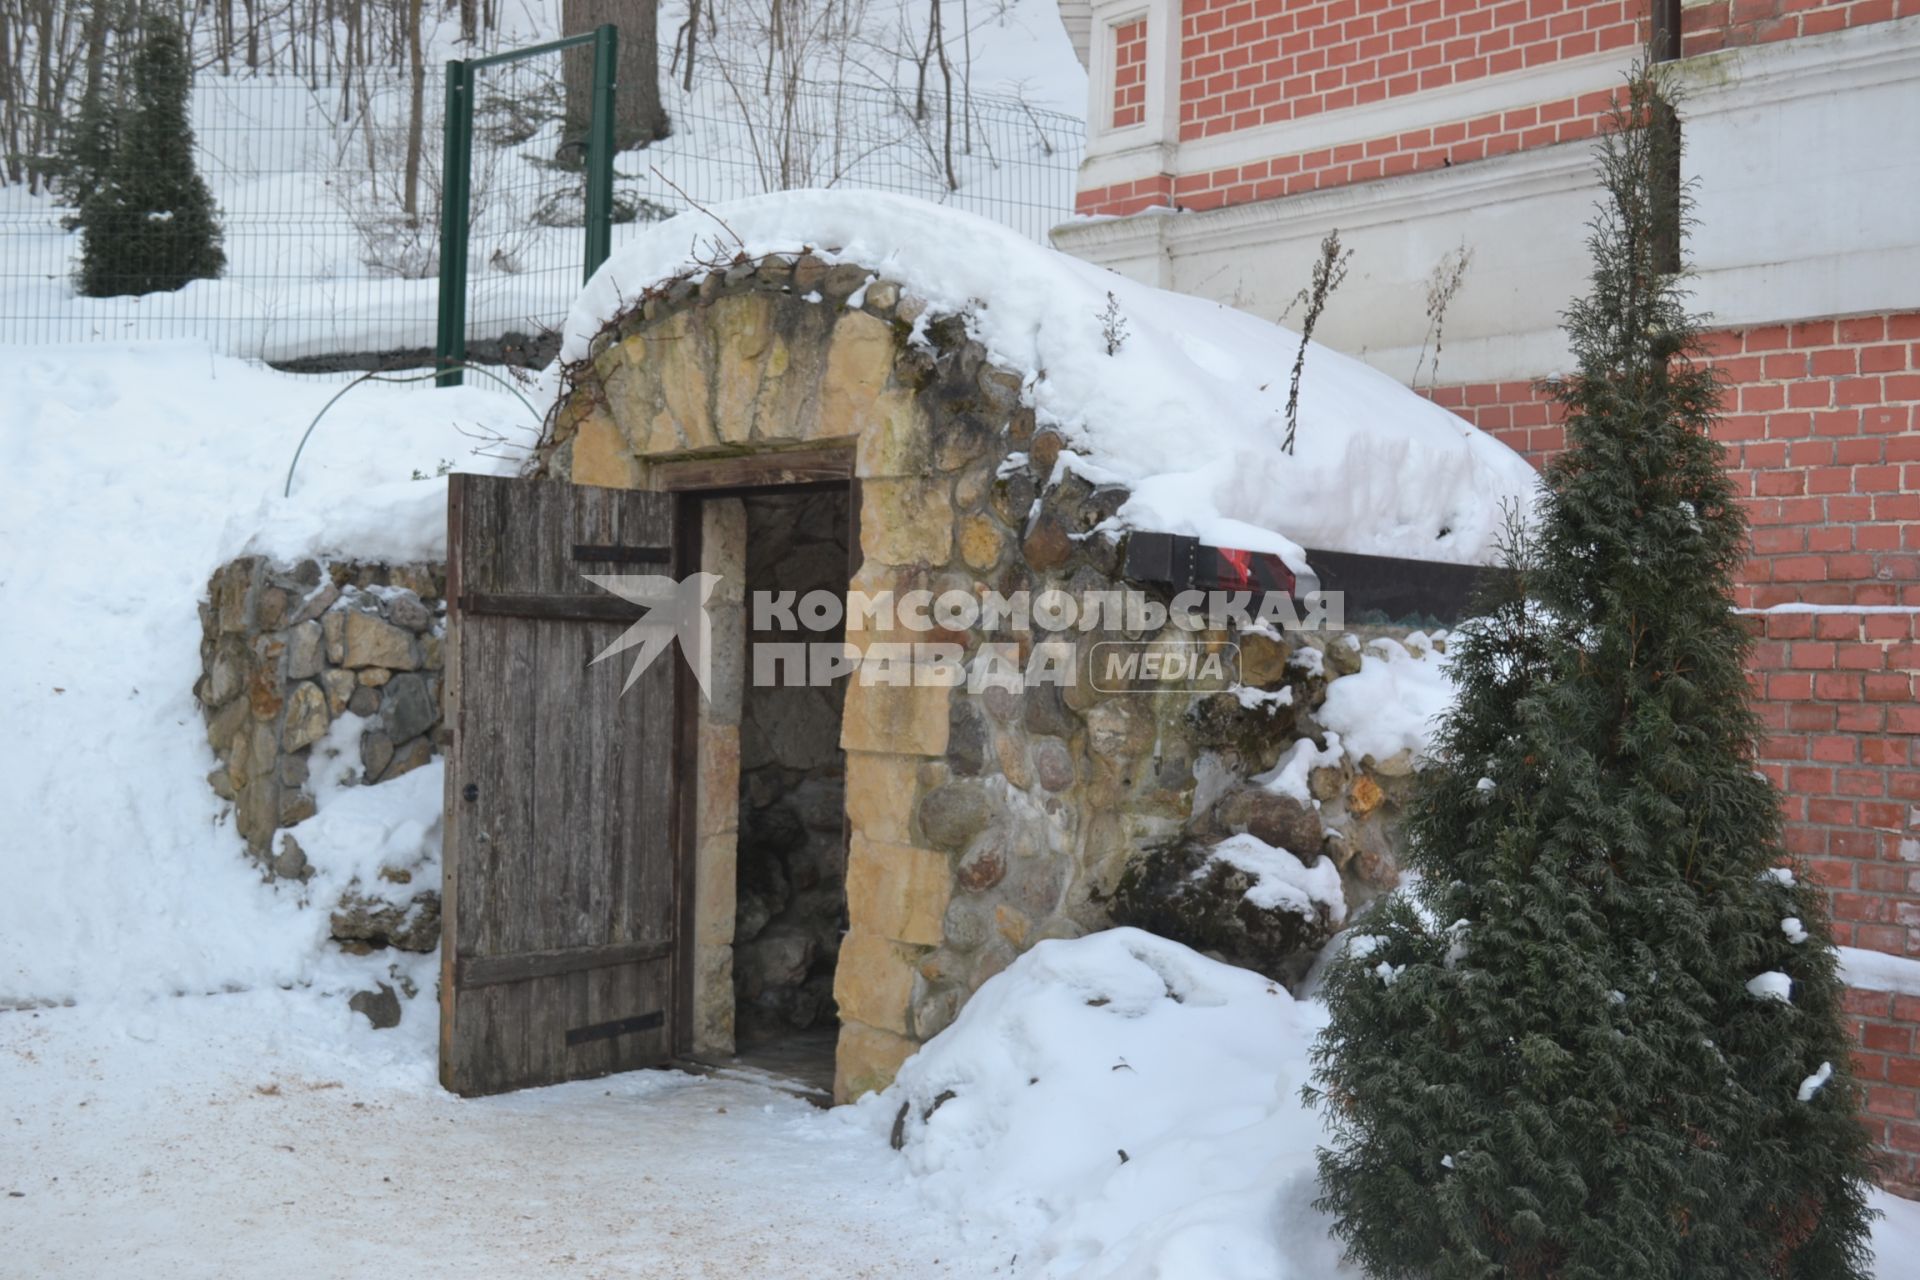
[1123,531,1488,625]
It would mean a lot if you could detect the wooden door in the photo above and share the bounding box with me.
[440,474,681,1096]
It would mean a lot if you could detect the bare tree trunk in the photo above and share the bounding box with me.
[79,0,107,105]
[763,0,782,93]
[403,0,423,219]
[961,0,972,154]
[562,0,667,153]
[0,5,20,185]
[32,0,53,192]
[337,0,358,115]
[678,0,698,91]
[459,0,476,44]
[936,6,955,190]
[355,65,376,175]
[914,0,935,121]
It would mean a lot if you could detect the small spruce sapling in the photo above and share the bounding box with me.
[1308,66,1876,1280]
[1098,291,1129,356]
[76,12,225,297]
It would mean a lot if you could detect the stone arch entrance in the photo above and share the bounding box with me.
[537,255,1184,1100]
[694,478,855,1098]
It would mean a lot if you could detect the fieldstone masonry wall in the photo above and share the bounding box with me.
[689,498,748,1058]
[539,250,1429,1101]
[197,556,447,954]
[734,489,852,1043]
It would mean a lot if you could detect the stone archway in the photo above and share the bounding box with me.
[539,256,1213,1099]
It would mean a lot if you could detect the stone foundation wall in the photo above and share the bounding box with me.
[733,489,852,1042]
[539,252,1431,1098]
[197,556,447,954]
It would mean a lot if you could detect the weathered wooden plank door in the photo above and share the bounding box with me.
[440,474,681,1096]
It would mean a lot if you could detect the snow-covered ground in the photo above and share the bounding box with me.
[6,939,1918,1278]
[2,990,969,1278]
[3,339,1917,1275]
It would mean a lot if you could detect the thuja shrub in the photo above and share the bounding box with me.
[1308,67,1877,1280]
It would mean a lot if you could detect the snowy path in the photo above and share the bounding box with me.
[1,992,982,1279]
[10,981,1917,1280]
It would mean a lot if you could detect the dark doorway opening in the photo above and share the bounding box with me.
[729,484,852,1096]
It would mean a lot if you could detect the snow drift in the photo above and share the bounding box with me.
[865,928,1352,1279]
[560,190,1540,568]
[0,344,526,1006]
[1315,631,1456,765]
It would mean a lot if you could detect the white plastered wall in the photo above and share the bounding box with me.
[1055,18,1920,385]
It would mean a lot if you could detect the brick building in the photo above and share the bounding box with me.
[1052,0,1920,1191]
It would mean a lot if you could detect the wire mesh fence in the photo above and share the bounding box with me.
[643,62,1084,245]
[1,70,444,363]
[0,57,1084,371]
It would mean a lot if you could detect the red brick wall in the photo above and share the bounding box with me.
[1174,0,1914,146]
[1177,0,1640,143]
[1849,986,1920,1191]
[1175,86,1618,210]
[1078,86,1622,215]
[1426,313,1920,1191]
[1078,2,1920,217]
[1077,174,1177,218]
[1114,18,1151,128]
[1749,605,1920,942]
[1685,0,1920,57]
[1427,312,1920,609]
[1423,377,1568,466]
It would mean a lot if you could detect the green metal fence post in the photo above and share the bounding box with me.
[583,24,618,284]
[434,59,473,389]
[435,29,616,387]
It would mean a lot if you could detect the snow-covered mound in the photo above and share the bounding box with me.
[560,190,1539,566]
[864,928,1353,1278]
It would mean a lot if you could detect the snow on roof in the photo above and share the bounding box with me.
[560,190,1540,567]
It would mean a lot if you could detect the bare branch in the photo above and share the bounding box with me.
[1282,229,1354,455]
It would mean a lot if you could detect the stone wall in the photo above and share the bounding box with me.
[538,252,1428,1099]
[733,488,852,1043]
[197,556,447,954]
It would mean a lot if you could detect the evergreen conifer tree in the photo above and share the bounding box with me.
[76,11,224,297]
[1308,66,1877,1279]
[53,85,119,220]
